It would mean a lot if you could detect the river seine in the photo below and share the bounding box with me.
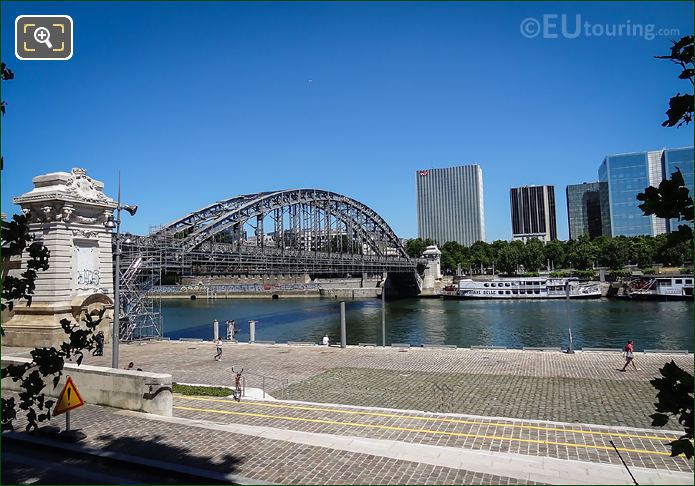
[158,298,694,351]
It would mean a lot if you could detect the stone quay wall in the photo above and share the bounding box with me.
[1,356,173,416]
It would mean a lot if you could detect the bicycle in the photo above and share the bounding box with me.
[232,367,244,401]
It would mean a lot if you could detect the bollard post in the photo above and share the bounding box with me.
[213,319,219,341]
[249,320,256,343]
[262,376,266,399]
[340,302,346,348]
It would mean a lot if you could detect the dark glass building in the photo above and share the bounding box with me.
[509,185,557,242]
[566,182,609,240]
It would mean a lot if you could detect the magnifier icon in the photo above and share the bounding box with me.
[33,27,53,49]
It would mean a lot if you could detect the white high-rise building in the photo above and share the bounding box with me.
[416,165,485,246]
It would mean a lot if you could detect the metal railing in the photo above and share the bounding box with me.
[241,370,290,400]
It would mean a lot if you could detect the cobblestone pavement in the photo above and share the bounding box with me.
[173,395,692,474]
[5,342,689,430]
[280,367,666,429]
[5,401,541,485]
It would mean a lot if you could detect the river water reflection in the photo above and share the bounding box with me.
[159,298,694,351]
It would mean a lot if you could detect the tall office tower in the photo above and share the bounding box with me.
[662,147,694,232]
[566,182,609,240]
[599,147,694,237]
[416,165,485,246]
[509,185,557,242]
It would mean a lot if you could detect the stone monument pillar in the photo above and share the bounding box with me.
[4,168,117,347]
[421,245,442,290]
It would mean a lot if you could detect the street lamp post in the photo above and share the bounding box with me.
[105,174,137,369]
[381,276,386,347]
[565,281,575,354]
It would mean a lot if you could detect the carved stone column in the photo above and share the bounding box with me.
[4,168,117,347]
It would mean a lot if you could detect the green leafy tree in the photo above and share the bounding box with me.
[544,239,566,269]
[1,214,51,315]
[637,168,693,247]
[489,240,507,265]
[568,236,597,270]
[643,40,695,460]
[469,241,491,274]
[522,238,545,273]
[0,64,50,318]
[630,236,655,268]
[440,241,468,274]
[656,35,694,128]
[1,313,102,431]
[656,238,692,267]
[600,237,630,270]
[650,361,693,459]
[1,61,102,432]
[404,238,434,258]
[496,243,520,275]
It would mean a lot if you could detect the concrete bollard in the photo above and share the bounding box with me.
[249,320,256,343]
[213,319,219,341]
[340,301,346,348]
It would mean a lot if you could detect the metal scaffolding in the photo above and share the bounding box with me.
[116,189,424,341]
[116,227,166,341]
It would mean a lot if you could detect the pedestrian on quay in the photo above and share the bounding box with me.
[620,340,640,372]
[322,334,330,346]
[93,331,105,356]
[214,338,223,361]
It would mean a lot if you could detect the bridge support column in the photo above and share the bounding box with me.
[256,214,264,250]
[5,168,117,348]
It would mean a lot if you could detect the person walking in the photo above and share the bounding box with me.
[93,331,105,356]
[214,338,223,361]
[226,320,237,342]
[620,340,640,371]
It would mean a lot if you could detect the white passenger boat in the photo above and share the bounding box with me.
[623,276,694,301]
[441,277,601,300]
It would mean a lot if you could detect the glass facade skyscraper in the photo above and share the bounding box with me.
[598,147,694,237]
[566,182,609,240]
[663,147,694,232]
[416,165,485,246]
[509,185,557,242]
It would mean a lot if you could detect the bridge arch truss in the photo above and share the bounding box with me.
[126,189,417,276]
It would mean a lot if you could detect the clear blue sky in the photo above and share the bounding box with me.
[2,1,693,241]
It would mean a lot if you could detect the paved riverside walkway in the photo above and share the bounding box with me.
[3,343,693,484]
[6,341,691,429]
[4,394,692,484]
[5,400,539,485]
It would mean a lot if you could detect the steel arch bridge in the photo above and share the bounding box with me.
[153,188,410,259]
[118,189,422,339]
[122,189,421,276]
